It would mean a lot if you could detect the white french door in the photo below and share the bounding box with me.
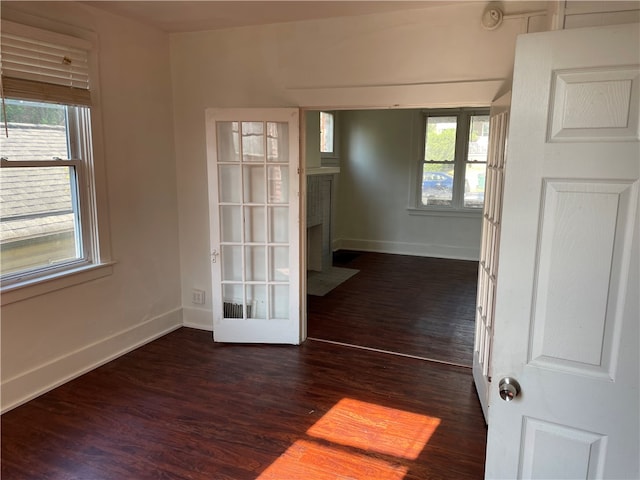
[485,23,639,478]
[473,91,510,423]
[205,108,301,344]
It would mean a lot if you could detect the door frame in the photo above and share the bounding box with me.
[298,97,498,343]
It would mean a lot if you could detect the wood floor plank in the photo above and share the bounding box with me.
[2,328,486,479]
[308,251,479,366]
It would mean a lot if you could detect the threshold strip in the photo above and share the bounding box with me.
[307,337,472,369]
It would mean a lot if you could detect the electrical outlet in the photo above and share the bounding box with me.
[192,289,205,305]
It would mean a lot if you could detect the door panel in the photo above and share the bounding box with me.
[529,180,634,379]
[485,24,639,479]
[519,418,607,480]
[206,109,301,344]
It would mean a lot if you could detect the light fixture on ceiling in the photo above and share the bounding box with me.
[481,2,504,30]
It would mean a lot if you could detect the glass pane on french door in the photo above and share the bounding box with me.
[217,120,290,321]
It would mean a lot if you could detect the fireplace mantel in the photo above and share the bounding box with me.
[306,171,338,272]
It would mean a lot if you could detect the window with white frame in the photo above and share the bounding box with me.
[0,21,104,288]
[418,109,489,210]
[319,110,341,168]
[319,111,334,155]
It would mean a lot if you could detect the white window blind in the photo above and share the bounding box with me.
[1,21,91,106]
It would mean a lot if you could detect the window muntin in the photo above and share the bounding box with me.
[1,99,90,281]
[422,116,457,207]
[419,110,489,211]
[0,165,80,277]
[464,115,489,208]
[1,99,72,160]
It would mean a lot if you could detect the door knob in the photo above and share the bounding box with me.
[499,377,521,401]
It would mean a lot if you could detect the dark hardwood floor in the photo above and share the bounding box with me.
[2,328,486,479]
[308,251,479,366]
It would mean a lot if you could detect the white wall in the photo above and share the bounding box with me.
[305,111,321,169]
[171,2,528,328]
[336,109,482,259]
[1,3,182,411]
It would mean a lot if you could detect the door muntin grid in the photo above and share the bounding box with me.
[217,121,290,320]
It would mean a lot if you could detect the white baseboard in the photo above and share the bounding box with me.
[182,306,213,331]
[336,238,479,261]
[1,308,183,414]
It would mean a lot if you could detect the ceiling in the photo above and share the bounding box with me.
[84,1,463,33]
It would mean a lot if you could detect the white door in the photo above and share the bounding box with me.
[205,108,301,344]
[485,23,639,479]
[473,91,510,423]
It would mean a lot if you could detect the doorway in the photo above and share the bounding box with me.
[303,108,484,367]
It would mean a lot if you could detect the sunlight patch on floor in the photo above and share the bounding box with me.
[257,439,408,480]
[257,398,440,479]
[307,398,440,460]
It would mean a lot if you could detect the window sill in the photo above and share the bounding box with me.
[407,207,483,218]
[1,261,115,306]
